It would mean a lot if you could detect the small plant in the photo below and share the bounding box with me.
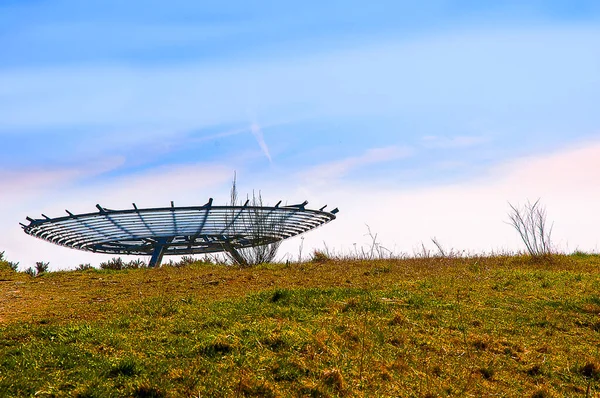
[35,261,49,275]
[22,261,50,277]
[75,263,94,271]
[162,255,214,268]
[175,255,199,267]
[100,257,125,270]
[507,199,554,257]
[311,250,330,263]
[0,251,19,272]
[100,258,147,270]
[126,259,146,269]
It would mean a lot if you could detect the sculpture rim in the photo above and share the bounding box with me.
[21,201,338,261]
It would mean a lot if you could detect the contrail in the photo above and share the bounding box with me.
[250,121,272,162]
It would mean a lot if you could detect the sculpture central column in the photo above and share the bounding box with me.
[149,237,170,268]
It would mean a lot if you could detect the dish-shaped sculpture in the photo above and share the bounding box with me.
[21,199,338,267]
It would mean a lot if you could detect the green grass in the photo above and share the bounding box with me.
[1,255,600,396]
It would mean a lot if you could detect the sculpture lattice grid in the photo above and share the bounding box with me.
[21,199,338,267]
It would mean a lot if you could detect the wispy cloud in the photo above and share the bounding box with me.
[421,135,490,148]
[250,121,272,162]
[299,146,413,184]
[4,25,598,132]
[0,156,125,202]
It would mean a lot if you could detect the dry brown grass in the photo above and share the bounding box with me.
[0,255,591,323]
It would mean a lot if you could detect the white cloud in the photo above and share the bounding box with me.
[279,138,600,259]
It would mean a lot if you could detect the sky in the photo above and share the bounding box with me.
[1,1,600,270]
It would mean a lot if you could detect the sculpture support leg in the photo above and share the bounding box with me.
[149,238,169,268]
[222,242,248,266]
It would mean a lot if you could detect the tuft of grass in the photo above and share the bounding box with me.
[109,357,139,377]
[132,383,166,398]
[322,368,344,391]
[270,288,290,303]
[531,389,551,398]
[310,250,330,263]
[580,361,600,380]
[199,337,233,357]
[479,365,494,380]
[526,364,544,377]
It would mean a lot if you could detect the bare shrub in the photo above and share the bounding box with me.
[363,225,392,260]
[346,225,392,261]
[507,199,553,257]
[222,174,282,267]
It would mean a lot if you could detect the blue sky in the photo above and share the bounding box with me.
[2,1,600,268]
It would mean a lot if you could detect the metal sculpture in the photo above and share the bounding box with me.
[21,199,338,267]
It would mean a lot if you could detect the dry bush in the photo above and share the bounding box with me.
[223,174,282,267]
[507,199,554,257]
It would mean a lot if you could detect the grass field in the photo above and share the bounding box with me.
[1,254,600,397]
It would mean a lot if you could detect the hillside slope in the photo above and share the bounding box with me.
[1,255,600,397]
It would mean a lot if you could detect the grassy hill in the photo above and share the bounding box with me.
[1,255,600,397]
